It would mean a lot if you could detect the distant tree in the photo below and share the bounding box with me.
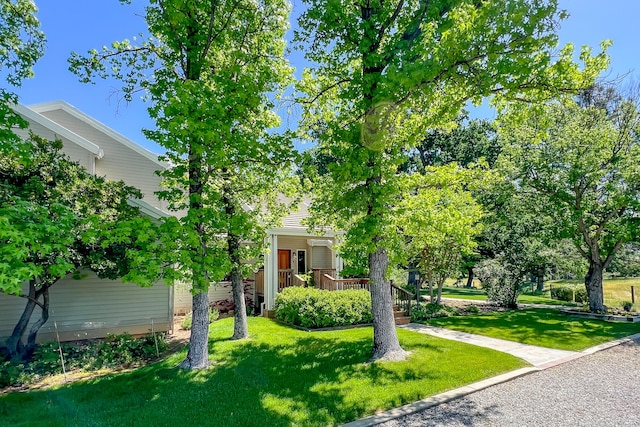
[606,243,640,278]
[406,112,499,173]
[498,84,640,312]
[296,0,607,361]
[0,0,45,157]
[70,0,294,368]
[397,164,484,304]
[0,135,155,361]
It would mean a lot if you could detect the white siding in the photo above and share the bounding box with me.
[14,123,94,171]
[0,272,171,343]
[38,109,166,211]
[311,246,333,269]
[173,281,234,315]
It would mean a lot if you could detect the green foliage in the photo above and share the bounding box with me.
[474,258,520,308]
[274,287,372,328]
[181,308,219,330]
[411,303,458,322]
[0,333,168,388]
[0,134,158,359]
[497,86,640,311]
[550,286,574,302]
[622,301,634,312]
[0,0,46,158]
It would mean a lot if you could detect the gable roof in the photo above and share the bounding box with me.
[28,101,168,169]
[13,103,104,158]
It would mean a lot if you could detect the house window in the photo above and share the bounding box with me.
[296,249,307,274]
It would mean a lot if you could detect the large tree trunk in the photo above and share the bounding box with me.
[5,280,50,361]
[230,265,248,340]
[369,248,407,362]
[224,188,248,340]
[465,266,474,288]
[585,261,606,312]
[179,291,210,369]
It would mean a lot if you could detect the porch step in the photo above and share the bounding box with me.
[394,316,411,325]
[393,310,406,318]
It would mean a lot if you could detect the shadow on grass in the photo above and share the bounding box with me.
[0,319,471,427]
[429,308,640,351]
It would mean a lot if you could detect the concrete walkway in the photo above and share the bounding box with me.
[400,323,578,367]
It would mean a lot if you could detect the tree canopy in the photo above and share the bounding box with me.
[70,0,295,368]
[0,134,154,360]
[497,84,640,311]
[296,0,608,360]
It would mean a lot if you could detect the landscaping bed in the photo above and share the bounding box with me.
[560,308,640,323]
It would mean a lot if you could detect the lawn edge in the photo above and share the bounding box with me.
[341,333,640,427]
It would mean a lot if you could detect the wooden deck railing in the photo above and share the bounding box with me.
[320,274,370,291]
[278,269,293,292]
[391,282,412,317]
[292,274,308,287]
[312,268,336,289]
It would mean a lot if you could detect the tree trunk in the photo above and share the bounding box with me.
[5,280,50,361]
[465,266,474,288]
[536,266,544,292]
[436,277,445,305]
[179,290,210,369]
[585,261,606,312]
[230,265,248,340]
[369,248,407,362]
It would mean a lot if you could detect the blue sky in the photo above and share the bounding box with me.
[13,0,640,154]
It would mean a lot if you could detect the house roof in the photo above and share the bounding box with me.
[13,103,104,158]
[28,100,168,169]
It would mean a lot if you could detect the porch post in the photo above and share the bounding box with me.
[266,233,278,311]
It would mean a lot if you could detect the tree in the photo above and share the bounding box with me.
[405,112,499,173]
[70,0,294,368]
[0,135,154,360]
[397,164,483,304]
[0,0,45,157]
[295,0,607,361]
[498,85,640,312]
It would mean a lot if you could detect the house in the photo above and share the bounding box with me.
[1,101,348,343]
[0,101,174,343]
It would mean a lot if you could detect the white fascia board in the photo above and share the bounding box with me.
[29,101,168,169]
[127,198,172,219]
[14,103,103,157]
[267,227,338,238]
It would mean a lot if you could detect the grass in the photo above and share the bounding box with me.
[432,286,574,306]
[427,308,640,351]
[0,317,526,427]
[549,278,640,309]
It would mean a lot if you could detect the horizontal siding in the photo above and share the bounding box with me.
[312,246,333,269]
[39,109,165,211]
[15,122,94,171]
[173,281,234,315]
[0,272,171,343]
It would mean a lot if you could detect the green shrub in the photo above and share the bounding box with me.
[274,287,372,328]
[574,288,588,303]
[622,301,634,312]
[181,308,220,330]
[550,286,573,301]
[411,303,458,322]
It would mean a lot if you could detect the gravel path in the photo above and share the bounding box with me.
[378,336,640,427]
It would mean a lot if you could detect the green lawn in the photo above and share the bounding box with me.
[433,286,574,306]
[428,308,640,351]
[0,317,526,427]
[549,278,640,309]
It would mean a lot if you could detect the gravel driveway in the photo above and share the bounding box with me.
[378,336,640,427]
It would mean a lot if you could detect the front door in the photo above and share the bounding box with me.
[278,249,291,270]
